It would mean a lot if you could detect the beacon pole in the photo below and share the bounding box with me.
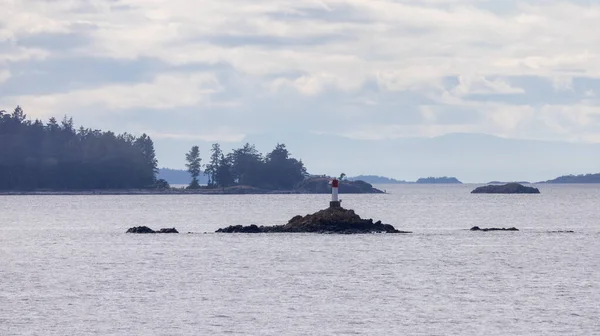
[330,178,341,208]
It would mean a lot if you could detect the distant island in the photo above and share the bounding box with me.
[540,173,600,184]
[471,183,540,194]
[415,177,462,184]
[348,175,408,184]
[349,175,462,184]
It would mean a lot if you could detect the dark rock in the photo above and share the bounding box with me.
[126,226,179,233]
[157,228,179,233]
[216,207,411,234]
[471,183,540,194]
[216,224,262,233]
[470,226,519,232]
[126,226,155,233]
[549,230,574,233]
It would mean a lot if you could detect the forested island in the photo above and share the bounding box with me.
[348,175,462,184]
[348,175,408,184]
[415,176,462,184]
[0,107,157,190]
[0,106,380,194]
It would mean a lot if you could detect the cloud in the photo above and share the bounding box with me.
[147,130,246,143]
[0,69,9,83]
[2,0,600,171]
[4,72,223,118]
[452,76,525,95]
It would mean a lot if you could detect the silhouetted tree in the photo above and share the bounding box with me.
[263,143,307,190]
[229,143,263,186]
[215,154,234,188]
[185,145,202,189]
[205,143,222,188]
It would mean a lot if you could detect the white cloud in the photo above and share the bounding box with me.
[0,69,10,83]
[3,72,223,118]
[146,130,246,143]
[452,76,525,95]
[552,76,574,91]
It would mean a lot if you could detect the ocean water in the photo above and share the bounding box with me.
[1,184,599,335]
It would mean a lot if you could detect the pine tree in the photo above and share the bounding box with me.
[185,145,202,189]
[215,154,234,189]
[204,143,222,188]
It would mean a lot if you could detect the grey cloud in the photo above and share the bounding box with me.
[15,32,90,52]
[201,33,354,48]
[444,75,600,106]
[266,4,371,24]
[0,56,169,96]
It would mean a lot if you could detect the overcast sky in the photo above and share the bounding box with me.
[1,0,600,177]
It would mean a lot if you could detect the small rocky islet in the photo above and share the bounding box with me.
[470,226,519,232]
[126,226,179,234]
[216,206,411,234]
[471,183,540,194]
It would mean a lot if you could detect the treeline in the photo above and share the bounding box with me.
[0,106,158,190]
[185,143,308,190]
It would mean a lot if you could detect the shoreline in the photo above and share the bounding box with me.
[0,189,386,196]
[0,189,301,196]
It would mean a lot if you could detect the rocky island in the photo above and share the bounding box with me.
[126,226,179,233]
[471,183,540,194]
[470,226,519,232]
[216,206,410,234]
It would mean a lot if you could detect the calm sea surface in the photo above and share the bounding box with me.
[1,184,599,335]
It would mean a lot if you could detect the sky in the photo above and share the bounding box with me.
[1,0,600,181]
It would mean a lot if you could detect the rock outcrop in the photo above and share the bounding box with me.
[216,224,262,233]
[470,226,519,232]
[216,206,410,234]
[471,183,540,194]
[294,177,384,194]
[126,226,179,233]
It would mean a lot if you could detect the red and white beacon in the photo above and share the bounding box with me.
[330,178,341,208]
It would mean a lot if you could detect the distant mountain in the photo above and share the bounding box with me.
[416,177,462,184]
[349,175,461,184]
[348,175,409,184]
[157,168,208,185]
[540,173,600,184]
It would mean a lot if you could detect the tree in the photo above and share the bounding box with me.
[263,143,308,190]
[204,143,222,188]
[185,145,202,189]
[229,143,263,186]
[215,154,234,189]
[154,178,170,189]
[134,133,158,185]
